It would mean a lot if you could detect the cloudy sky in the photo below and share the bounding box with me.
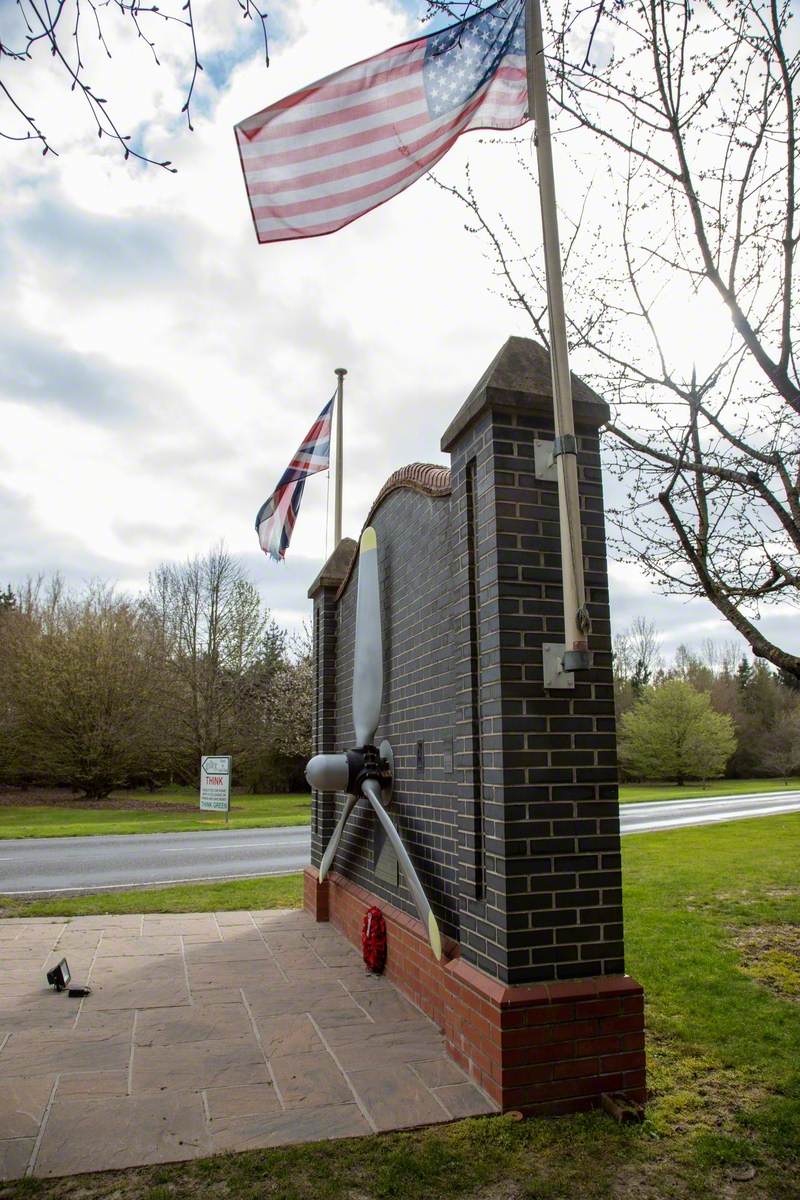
[1,0,795,662]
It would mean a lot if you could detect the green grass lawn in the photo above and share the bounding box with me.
[1,814,798,1198]
[0,791,311,839]
[0,873,303,918]
[619,775,800,803]
[2,778,797,840]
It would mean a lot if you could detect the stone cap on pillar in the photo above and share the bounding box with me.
[440,336,609,453]
[307,537,358,599]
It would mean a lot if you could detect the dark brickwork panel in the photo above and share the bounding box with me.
[451,401,625,985]
[309,338,629,988]
[310,586,340,864]
[330,488,462,943]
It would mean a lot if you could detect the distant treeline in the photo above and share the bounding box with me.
[614,619,800,784]
[0,548,311,798]
[1,576,797,799]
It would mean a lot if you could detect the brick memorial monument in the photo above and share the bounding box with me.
[303,336,646,1117]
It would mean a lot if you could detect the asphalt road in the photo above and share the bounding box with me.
[0,825,312,896]
[1,791,799,896]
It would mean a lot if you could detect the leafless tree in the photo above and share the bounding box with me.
[143,544,282,777]
[431,0,800,678]
[0,0,268,167]
[612,614,662,713]
[265,623,313,760]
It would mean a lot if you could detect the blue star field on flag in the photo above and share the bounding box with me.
[423,0,525,119]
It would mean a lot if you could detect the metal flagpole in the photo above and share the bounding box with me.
[526,0,590,669]
[334,367,347,545]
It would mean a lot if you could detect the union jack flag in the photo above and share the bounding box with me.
[256,395,334,561]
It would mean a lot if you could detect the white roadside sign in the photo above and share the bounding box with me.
[200,755,232,813]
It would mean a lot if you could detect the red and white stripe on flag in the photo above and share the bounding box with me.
[235,0,528,244]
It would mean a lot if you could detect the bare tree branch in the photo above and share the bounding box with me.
[434,0,800,676]
[0,0,270,168]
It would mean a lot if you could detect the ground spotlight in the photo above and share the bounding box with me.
[46,958,71,991]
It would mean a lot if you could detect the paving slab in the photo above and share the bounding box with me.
[209,1102,371,1154]
[59,915,142,931]
[132,1037,268,1095]
[0,1030,131,1078]
[253,1013,323,1059]
[217,924,260,942]
[347,1065,450,1131]
[142,917,219,936]
[269,1050,354,1110]
[34,1092,208,1176]
[0,1137,35,1180]
[57,1071,130,1099]
[74,1009,135,1038]
[214,911,254,926]
[205,1081,282,1120]
[0,907,496,1179]
[411,1057,472,1088]
[434,1082,499,1118]
[85,975,190,1010]
[134,1001,254,1046]
[185,939,273,963]
[96,936,182,957]
[0,1077,54,1138]
[0,1006,78,1033]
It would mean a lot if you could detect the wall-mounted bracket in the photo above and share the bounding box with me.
[534,436,579,482]
[534,439,558,482]
[543,642,575,690]
[379,739,394,808]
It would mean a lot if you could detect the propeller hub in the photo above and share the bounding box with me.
[305,745,392,797]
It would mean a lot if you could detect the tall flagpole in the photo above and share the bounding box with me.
[526,0,590,669]
[334,367,347,545]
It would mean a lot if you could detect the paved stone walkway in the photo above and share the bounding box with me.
[0,909,495,1179]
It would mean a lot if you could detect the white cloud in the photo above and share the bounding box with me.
[0,0,796,664]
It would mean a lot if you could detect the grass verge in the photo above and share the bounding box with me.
[619,776,800,803]
[0,792,311,839]
[0,873,303,918]
[0,815,798,1198]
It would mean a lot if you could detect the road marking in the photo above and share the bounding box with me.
[629,791,800,811]
[2,868,304,896]
[622,802,800,833]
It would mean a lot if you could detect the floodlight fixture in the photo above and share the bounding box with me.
[46,958,71,992]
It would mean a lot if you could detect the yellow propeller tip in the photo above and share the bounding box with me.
[360,527,377,552]
[428,912,442,962]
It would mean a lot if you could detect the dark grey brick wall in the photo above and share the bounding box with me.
[448,400,624,984]
[326,489,462,944]
[310,585,340,865]
[310,339,626,987]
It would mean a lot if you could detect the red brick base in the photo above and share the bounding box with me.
[304,865,646,1116]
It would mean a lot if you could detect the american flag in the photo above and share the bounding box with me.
[255,396,334,561]
[235,0,527,244]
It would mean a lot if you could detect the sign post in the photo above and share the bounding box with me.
[200,756,232,823]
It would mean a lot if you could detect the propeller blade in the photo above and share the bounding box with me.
[353,526,383,747]
[305,753,349,793]
[361,777,442,961]
[318,794,359,882]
